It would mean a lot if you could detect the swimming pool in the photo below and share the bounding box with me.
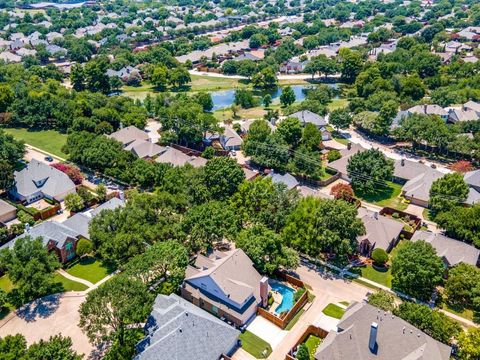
[271,282,295,314]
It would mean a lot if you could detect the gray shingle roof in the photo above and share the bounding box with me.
[107,126,150,147]
[0,200,16,217]
[315,302,452,360]
[268,171,299,190]
[411,230,480,266]
[125,139,166,159]
[401,169,444,203]
[356,208,403,251]
[135,294,239,360]
[13,159,76,199]
[393,160,431,181]
[465,169,480,188]
[289,110,327,127]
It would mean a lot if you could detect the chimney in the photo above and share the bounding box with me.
[259,277,269,307]
[369,322,378,352]
[401,158,405,166]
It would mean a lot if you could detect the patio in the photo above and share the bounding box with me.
[27,199,52,211]
[246,315,288,350]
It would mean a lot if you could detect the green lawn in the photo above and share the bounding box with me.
[53,273,88,292]
[354,181,408,211]
[239,331,272,358]
[327,98,349,111]
[304,335,322,360]
[65,257,112,284]
[352,265,392,288]
[3,128,68,158]
[322,303,346,319]
[422,208,433,221]
[339,301,349,306]
[285,309,305,331]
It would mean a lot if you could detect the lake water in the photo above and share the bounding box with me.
[211,84,338,111]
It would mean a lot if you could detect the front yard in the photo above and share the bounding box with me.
[322,303,345,319]
[239,330,272,359]
[65,257,113,284]
[352,265,392,288]
[354,181,408,211]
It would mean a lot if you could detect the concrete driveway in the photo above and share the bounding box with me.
[0,293,93,357]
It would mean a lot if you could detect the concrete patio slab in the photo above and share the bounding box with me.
[246,315,288,349]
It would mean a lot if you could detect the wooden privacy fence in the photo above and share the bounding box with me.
[285,325,329,360]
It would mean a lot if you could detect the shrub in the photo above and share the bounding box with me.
[327,149,341,163]
[368,290,396,311]
[296,343,309,360]
[76,238,93,258]
[371,248,388,267]
[202,146,215,159]
[51,163,84,185]
[330,183,354,201]
[294,287,306,302]
[17,210,34,225]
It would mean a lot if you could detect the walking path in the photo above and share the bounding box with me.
[57,269,94,288]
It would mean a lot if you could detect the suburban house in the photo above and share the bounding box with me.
[401,168,445,207]
[447,108,479,123]
[135,293,240,360]
[315,302,452,360]
[267,171,299,190]
[125,140,166,160]
[327,143,367,180]
[181,249,268,326]
[242,167,259,181]
[411,230,480,267]
[1,221,81,263]
[463,100,480,115]
[0,197,124,263]
[356,208,404,256]
[288,110,327,129]
[392,159,433,184]
[155,147,207,168]
[406,105,449,121]
[205,126,243,151]
[0,200,17,224]
[10,159,76,204]
[107,125,151,147]
[464,169,480,205]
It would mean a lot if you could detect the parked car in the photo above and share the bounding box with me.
[44,156,54,162]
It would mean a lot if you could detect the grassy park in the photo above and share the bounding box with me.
[3,128,68,158]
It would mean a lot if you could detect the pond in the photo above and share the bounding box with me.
[210,84,338,111]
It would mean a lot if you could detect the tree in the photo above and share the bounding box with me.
[445,263,480,310]
[26,335,82,360]
[347,149,394,194]
[391,241,443,301]
[203,157,245,200]
[280,86,296,107]
[0,288,7,312]
[458,328,480,360]
[0,161,14,191]
[84,57,110,94]
[243,119,272,156]
[64,193,85,212]
[435,204,480,247]
[234,89,257,108]
[252,67,277,89]
[169,67,191,88]
[150,65,168,91]
[301,123,321,151]
[329,108,352,130]
[330,183,353,201]
[249,33,267,49]
[429,173,469,215]
[0,236,60,305]
[194,92,214,112]
[0,129,25,164]
[230,176,299,232]
[109,76,123,92]
[51,163,84,185]
[296,343,309,360]
[368,291,396,312]
[95,184,107,203]
[123,240,188,289]
[394,302,460,344]
[290,145,322,179]
[180,201,240,252]
[76,238,93,258]
[304,55,338,79]
[371,248,388,267]
[236,224,299,274]
[263,94,272,108]
[79,276,152,346]
[0,334,27,359]
[282,197,364,256]
[70,64,85,92]
[277,117,303,147]
[340,49,364,84]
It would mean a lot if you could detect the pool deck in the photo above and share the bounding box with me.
[269,291,283,314]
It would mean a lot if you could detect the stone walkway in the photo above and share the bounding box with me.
[57,269,94,288]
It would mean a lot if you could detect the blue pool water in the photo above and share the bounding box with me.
[271,282,295,314]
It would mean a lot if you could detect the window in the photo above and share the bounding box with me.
[212,305,218,314]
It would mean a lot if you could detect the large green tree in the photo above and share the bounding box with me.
[235,224,299,274]
[391,241,443,301]
[203,157,245,201]
[329,108,352,130]
[276,117,303,147]
[282,197,364,256]
[458,328,480,360]
[79,276,152,347]
[280,86,296,107]
[0,236,60,305]
[429,173,469,215]
[347,148,394,194]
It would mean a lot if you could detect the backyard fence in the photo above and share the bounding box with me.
[379,207,421,239]
[285,325,329,360]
